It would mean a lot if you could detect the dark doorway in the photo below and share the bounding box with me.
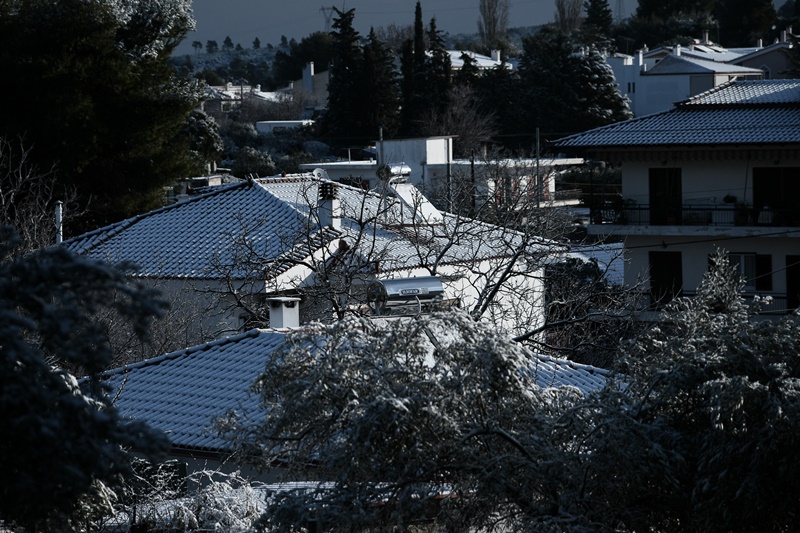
[787,255,800,312]
[649,168,682,225]
[650,251,682,307]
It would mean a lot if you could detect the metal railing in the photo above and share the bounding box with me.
[592,204,800,227]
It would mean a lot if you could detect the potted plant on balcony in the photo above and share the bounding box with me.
[734,201,750,225]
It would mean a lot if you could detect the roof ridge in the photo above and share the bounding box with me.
[63,181,251,251]
[100,328,269,377]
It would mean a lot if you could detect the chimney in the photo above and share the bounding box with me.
[318,181,341,230]
[674,44,681,56]
[758,38,763,48]
[303,62,315,93]
[637,49,644,66]
[268,297,300,328]
[388,179,443,225]
[55,201,63,244]
[491,49,501,62]
[782,30,788,43]
[702,29,709,44]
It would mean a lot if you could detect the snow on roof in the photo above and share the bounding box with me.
[569,242,625,286]
[65,174,553,279]
[645,54,763,75]
[446,50,508,69]
[553,80,800,149]
[101,327,611,453]
[683,79,800,106]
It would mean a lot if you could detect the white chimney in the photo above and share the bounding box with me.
[674,44,681,56]
[491,49,501,62]
[55,200,63,244]
[318,181,341,230]
[389,180,443,224]
[758,38,763,48]
[637,49,644,66]
[702,29,709,44]
[268,297,300,328]
[303,62,315,93]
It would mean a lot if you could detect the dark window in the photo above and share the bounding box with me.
[649,168,682,225]
[650,251,682,307]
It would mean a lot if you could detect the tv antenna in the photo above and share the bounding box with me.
[320,6,335,32]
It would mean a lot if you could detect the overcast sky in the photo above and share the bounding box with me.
[176,0,635,54]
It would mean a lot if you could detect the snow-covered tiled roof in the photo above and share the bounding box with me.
[553,80,800,149]
[683,79,800,106]
[102,329,283,452]
[645,54,762,75]
[102,328,611,453]
[65,180,326,279]
[569,243,625,286]
[65,175,546,279]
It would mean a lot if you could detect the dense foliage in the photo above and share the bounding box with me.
[0,227,168,530]
[0,0,204,229]
[220,252,800,531]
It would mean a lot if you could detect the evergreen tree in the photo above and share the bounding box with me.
[519,28,630,138]
[636,0,714,19]
[400,1,429,137]
[455,52,481,87]
[714,0,778,47]
[321,7,364,146]
[0,0,202,229]
[360,29,401,139]
[584,0,614,36]
[0,227,168,530]
[271,31,334,87]
[223,35,234,50]
[207,39,219,53]
[425,17,452,116]
[399,39,418,136]
[253,36,261,49]
[474,63,525,147]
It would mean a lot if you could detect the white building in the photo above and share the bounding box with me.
[554,79,800,315]
[65,171,559,341]
[608,46,763,117]
[300,136,583,211]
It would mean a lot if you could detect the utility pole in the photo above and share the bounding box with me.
[320,6,335,32]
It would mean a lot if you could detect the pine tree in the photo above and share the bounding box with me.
[321,7,364,146]
[636,0,714,19]
[584,0,614,36]
[360,29,400,139]
[425,17,452,116]
[519,28,630,137]
[0,0,202,228]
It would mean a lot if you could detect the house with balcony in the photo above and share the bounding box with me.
[553,79,800,315]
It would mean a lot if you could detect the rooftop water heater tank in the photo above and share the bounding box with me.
[367,276,445,315]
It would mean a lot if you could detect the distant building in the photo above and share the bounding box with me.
[300,136,583,211]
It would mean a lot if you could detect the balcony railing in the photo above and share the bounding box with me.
[592,204,800,227]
